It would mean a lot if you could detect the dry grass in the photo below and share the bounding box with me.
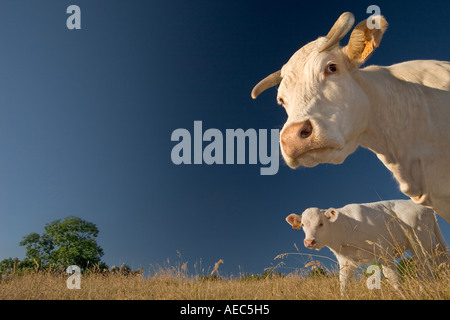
[2,227,449,301]
[0,261,448,300]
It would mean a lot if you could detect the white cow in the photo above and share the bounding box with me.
[252,12,450,222]
[285,200,448,292]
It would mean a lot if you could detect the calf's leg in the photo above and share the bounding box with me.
[338,259,355,295]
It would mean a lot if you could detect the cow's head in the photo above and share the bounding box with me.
[286,207,339,250]
[252,12,388,168]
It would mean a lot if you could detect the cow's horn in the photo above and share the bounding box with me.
[319,12,355,53]
[251,70,282,99]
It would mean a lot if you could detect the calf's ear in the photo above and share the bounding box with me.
[324,208,339,222]
[345,15,388,65]
[286,213,302,229]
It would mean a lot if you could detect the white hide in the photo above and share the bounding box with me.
[253,13,450,222]
[286,200,449,292]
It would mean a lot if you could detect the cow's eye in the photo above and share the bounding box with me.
[326,63,337,74]
[318,223,323,227]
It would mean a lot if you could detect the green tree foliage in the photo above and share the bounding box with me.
[19,216,104,270]
[0,257,22,275]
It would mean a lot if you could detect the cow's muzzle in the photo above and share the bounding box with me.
[280,120,314,159]
[304,238,316,248]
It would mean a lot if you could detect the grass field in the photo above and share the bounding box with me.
[1,261,449,300]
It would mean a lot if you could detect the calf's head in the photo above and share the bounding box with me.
[286,207,339,250]
[252,12,388,168]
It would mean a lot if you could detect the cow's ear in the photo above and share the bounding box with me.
[286,213,302,229]
[324,208,339,222]
[345,15,388,65]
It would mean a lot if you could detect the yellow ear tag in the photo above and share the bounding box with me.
[361,40,374,60]
[292,221,301,230]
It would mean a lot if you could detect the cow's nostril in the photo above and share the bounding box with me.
[300,129,311,138]
[299,121,313,139]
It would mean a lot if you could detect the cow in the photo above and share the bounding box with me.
[252,12,450,222]
[285,200,448,293]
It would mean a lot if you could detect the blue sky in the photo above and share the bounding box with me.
[0,0,448,276]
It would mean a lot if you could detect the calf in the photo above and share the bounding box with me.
[285,200,448,292]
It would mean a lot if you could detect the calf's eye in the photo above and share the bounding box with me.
[318,223,323,227]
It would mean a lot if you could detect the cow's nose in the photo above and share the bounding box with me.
[280,120,313,159]
[304,239,316,248]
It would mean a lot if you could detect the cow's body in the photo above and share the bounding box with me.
[286,200,448,292]
[358,61,450,222]
[252,12,450,222]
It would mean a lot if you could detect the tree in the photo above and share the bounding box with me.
[20,216,104,270]
[0,257,22,275]
[19,232,54,269]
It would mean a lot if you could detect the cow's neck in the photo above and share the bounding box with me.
[355,67,433,203]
